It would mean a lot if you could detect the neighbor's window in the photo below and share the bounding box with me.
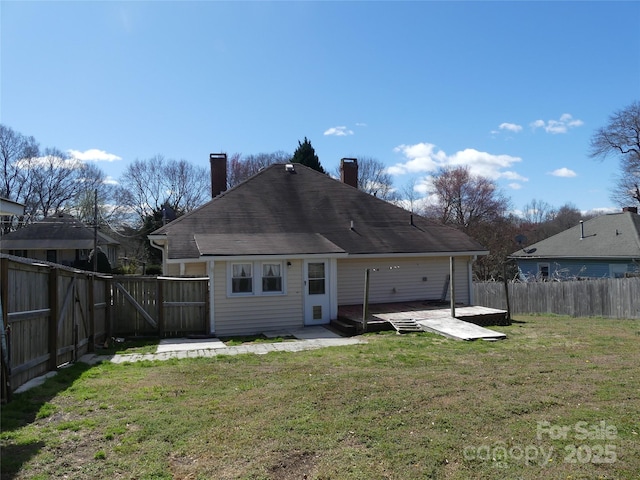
[262,263,282,292]
[538,263,550,279]
[231,263,253,293]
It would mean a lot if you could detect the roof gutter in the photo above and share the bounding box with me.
[347,251,489,259]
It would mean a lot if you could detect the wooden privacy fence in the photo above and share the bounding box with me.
[474,276,640,319]
[1,255,208,399]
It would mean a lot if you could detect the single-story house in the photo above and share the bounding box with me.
[510,207,640,280]
[0,213,120,269]
[148,156,489,336]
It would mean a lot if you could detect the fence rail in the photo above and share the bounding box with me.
[1,255,209,399]
[474,277,640,319]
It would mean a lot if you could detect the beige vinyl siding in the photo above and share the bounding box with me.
[213,259,304,336]
[184,262,206,276]
[337,256,471,305]
[163,262,206,276]
[165,263,181,276]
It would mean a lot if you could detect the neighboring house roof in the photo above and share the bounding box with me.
[150,163,488,259]
[510,211,640,261]
[0,213,120,250]
[0,197,25,216]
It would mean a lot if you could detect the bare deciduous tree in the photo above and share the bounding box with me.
[332,156,398,201]
[521,198,556,225]
[115,155,209,226]
[589,100,640,206]
[31,148,88,218]
[0,124,39,231]
[426,166,510,229]
[423,166,511,280]
[228,151,290,188]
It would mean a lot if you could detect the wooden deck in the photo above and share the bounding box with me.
[335,301,509,339]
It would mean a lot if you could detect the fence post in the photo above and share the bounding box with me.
[105,278,112,345]
[157,277,164,337]
[503,265,511,321]
[1,257,11,401]
[449,257,456,318]
[88,275,95,353]
[48,267,59,371]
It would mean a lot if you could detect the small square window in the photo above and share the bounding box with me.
[538,263,549,279]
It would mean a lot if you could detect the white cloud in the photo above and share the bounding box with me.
[68,149,122,162]
[499,122,523,133]
[530,113,584,134]
[355,122,367,127]
[323,126,354,136]
[549,167,577,177]
[508,183,523,190]
[16,155,80,170]
[391,142,525,183]
[104,176,119,185]
[501,170,528,181]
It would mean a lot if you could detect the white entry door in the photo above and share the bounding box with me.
[304,259,331,325]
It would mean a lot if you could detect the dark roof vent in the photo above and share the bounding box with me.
[623,206,638,214]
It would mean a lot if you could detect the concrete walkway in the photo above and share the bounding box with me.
[80,326,365,365]
[14,327,364,393]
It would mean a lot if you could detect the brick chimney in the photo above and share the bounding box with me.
[210,153,227,198]
[340,158,358,188]
[622,206,638,214]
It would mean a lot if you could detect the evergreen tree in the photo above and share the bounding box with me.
[291,137,325,173]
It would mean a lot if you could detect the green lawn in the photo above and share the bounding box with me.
[2,315,639,479]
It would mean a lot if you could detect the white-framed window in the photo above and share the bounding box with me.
[231,263,253,294]
[538,263,550,279]
[228,261,285,296]
[262,262,283,293]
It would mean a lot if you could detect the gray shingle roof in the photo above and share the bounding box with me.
[510,211,640,260]
[152,163,488,259]
[0,214,119,250]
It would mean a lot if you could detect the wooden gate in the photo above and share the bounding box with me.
[111,276,208,337]
[1,256,210,398]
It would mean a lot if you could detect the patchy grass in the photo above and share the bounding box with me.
[94,337,159,356]
[1,314,639,479]
[221,334,295,346]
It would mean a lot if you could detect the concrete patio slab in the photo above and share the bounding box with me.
[156,337,227,353]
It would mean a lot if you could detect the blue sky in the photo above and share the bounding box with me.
[2,1,639,215]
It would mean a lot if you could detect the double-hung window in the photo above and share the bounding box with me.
[229,261,285,296]
[262,263,282,293]
[231,263,253,294]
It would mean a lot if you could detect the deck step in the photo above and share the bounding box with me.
[387,318,424,334]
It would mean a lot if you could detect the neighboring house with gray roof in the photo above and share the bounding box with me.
[0,213,119,269]
[510,207,640,280]
[148,156,489,336]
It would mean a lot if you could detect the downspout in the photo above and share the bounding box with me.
[208,260,215,335]
[149,238,167,274]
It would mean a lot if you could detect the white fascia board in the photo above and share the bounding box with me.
[346,251,489,259]
[147,234,167,243]
[193,252,349,262]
